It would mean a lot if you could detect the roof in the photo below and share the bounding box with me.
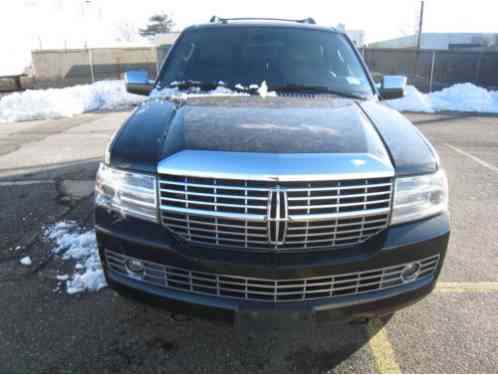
[184,20,339,33]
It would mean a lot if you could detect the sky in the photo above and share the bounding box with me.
[1,0,498,74]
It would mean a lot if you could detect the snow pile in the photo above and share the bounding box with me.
[0,80,277,124]
[387,83,498,114]
[431,83,498,113]
[44,221,106,295]
[387,85,434,113]
[0,80,144,124]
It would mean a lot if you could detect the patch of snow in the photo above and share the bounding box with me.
[0,80,144,124]
[387,83,498,114]
[20,256,32,266]
[44,221,106,295]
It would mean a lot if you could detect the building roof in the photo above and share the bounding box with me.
[368,32,498,50]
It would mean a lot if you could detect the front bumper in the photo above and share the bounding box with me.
[96,207,449,323]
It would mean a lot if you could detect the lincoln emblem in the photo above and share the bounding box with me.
[267,186,289,246]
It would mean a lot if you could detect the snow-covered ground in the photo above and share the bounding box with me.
[44,222,106,295]
[0,80,144,123]
[387,83,498,114]
[2,80,498,124]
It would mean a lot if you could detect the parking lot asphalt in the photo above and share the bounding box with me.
[0,110,497,373]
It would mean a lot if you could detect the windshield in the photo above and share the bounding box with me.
[159,26,374,97]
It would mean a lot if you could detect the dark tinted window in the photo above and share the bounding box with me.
[160,27,373,97]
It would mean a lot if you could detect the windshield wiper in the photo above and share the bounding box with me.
[271,84,366,99]
[169,80,223,91]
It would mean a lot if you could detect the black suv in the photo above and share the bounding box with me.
[95,18,449,323]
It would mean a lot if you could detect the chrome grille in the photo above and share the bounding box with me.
[159,175,393,251]
[106,250,440,303]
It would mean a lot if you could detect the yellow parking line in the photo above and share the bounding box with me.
[436,282,498,293]
[365,282,498,373]
[367,319,401,374]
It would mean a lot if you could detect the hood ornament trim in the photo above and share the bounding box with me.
[157,150,394,182]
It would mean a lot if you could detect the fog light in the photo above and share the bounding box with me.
[401,262,421,282]
[125,258,144,278]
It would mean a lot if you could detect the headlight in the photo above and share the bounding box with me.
[391,169,448,225]
[95,163,158,222]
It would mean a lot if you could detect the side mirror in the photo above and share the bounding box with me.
[380,75,407,100]
[124,70,153,96]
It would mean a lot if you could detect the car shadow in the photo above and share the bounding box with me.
[104,290,391,372]
[409,111,498,126]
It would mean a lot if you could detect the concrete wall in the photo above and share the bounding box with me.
[363,48,498,92]
[32,47,158,88]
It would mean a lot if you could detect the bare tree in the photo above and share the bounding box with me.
[115,20,139,42]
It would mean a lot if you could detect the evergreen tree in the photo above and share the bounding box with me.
[139,13,175,37]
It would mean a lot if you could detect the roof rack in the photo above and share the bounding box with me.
[209,16,316,25]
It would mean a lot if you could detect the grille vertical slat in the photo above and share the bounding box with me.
[159,175,392,252]
[213,178,219,245]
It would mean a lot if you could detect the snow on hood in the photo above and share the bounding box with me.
[387,83,498,114]
[149,85,248,100]
[44,221,106,295]
[149,81,276,100]
[20,256,32,266]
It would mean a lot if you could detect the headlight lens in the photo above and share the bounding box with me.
[391,169,448,225]
[95,163,158,222]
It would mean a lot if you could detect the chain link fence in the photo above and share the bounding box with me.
[362,48,498,93]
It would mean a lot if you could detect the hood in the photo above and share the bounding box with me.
[358,101,438,176]
[110,95,436,176]
[161,96,388,157]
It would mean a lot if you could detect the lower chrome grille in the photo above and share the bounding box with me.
[159,175,393,251]
[106,250,439,303]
